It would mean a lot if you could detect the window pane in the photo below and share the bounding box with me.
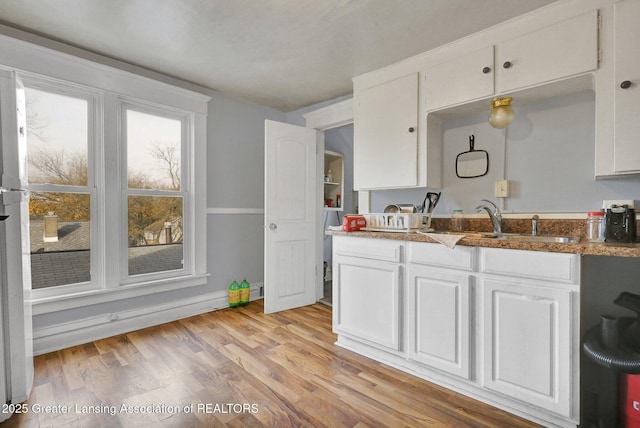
[25,88,89,186]
[127,110,181,191]
[29,192,91,289]
[128,196,183,275]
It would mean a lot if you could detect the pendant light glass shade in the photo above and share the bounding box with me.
[488,97,514,129]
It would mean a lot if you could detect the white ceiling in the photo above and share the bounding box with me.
[0,0,558,112]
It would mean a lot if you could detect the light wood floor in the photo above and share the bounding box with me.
[6,300,541,427]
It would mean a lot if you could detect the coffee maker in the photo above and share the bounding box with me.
[605,204,637,243]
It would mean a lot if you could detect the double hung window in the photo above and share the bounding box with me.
[19,76,200,299]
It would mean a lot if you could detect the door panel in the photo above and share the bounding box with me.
[426,46,494,110]
[333,255,402,351]
[613,0,640,172]
[354,73,418,190]
[482,278,571,416]
[496,11,598,93]
[408,266,471,379]
[264,120,319,313]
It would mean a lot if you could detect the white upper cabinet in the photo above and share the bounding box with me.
[425,11,598,112]
[354,73,419,190]
[496,11,598,93]
[353,0,633,188]
[612,0,640,173]
[425,46,495,111]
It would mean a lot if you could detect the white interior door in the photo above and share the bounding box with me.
[0,70,33,409]
[264,120,320,314]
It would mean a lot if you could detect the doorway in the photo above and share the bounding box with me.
[301,97,355,306]
[320,124,354,306]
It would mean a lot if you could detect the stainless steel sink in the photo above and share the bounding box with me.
[496,234,580,244]
[437,231,580,244]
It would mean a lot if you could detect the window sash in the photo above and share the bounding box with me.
[22,76,104,298]
[119,100,193,284]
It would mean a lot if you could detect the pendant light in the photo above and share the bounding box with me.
[488,96,514,129]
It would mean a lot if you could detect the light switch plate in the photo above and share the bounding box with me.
[495,180,509,198]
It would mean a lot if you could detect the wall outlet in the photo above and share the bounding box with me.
[495,180,509,198]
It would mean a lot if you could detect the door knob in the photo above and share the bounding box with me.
[269,223,278,231]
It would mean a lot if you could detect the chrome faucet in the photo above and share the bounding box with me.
[474,199,502,234]
[532,215,539,236]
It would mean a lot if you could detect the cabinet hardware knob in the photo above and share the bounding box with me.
[268,223,278,231]
[482,66,491,74]
[621,80,632,89]
[408,127,415,133]
[503,61,512,69]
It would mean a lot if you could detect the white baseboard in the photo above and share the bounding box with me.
[33,283,264,355]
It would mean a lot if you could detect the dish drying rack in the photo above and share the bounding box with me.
[363,213,432,233]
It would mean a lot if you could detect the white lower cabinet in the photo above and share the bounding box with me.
[407,266,471,379]
[332,237,580,427]
[481,278,572,417]
[332,236,403,352]
[478,248,579,421]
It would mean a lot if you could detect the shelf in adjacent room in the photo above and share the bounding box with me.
[324,150,344,211]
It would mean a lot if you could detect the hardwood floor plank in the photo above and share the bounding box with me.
[7,300,542,427]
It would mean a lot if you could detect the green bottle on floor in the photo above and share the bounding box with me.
[228,280,240,308]
[240,279,250,306]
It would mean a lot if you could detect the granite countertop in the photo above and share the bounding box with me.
[328,217,640,257]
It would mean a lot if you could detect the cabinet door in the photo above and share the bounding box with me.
[407,266,471,379]
[354,73,418,190]
[613,0,640,172]
[425,46,495,111]
[333,255,402,351]
[496,11,598,93]
[482,279,572,417]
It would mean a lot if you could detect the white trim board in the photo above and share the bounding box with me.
[207,208,264,214]
[303,98,353,131]
[33,283,264,355]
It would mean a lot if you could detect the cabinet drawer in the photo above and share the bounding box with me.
[334,236,403,262]
[408,242,475,271]
[480,248,579,285]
